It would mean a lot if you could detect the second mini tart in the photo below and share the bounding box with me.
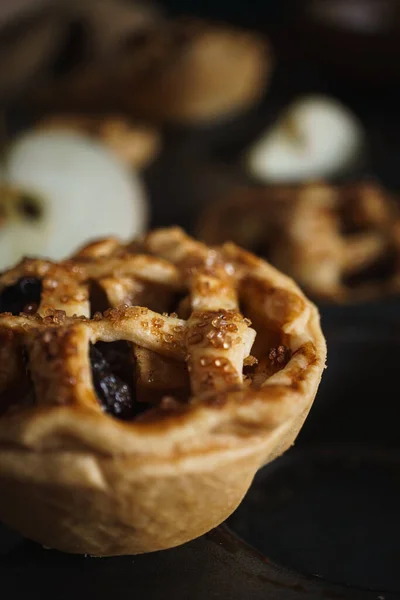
[0,228,325,556]
[198,181,400,302]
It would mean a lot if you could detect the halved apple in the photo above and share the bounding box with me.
[246,95,365,183]
[0,130,148,269]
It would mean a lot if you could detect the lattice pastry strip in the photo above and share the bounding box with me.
[187,272,255,395]
[73,254,183,288]
[26,324,98,410]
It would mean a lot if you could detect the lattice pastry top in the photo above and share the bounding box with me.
[198,181,400,302]
[0,227,325,556]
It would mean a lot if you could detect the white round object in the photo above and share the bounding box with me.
[246,95,365,183]
[1,130,147,269]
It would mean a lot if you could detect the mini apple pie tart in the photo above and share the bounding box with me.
[0,228,325,556]
[198,181,400,302]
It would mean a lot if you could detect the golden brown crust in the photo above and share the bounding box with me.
[0,227,325,555]
[198,181,400,302]
[33,18,272,124]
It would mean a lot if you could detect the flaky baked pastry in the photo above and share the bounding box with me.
[33,18,271,124]
[198,181,400,302]
[0,228,325,556]
[37,114,160,170]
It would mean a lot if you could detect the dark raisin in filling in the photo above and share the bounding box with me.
[0,277,42,315]
[89,342,149,420]
[95,341,134,389]
[90,344,133,420]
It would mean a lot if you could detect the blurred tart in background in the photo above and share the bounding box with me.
[198,180,400,302]
[32,17,272,125]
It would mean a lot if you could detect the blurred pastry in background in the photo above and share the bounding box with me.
[0,130,148,269]
[0,6,65,102]
[33,17,272,125]
[198,180,400,302]
[37,114,160,170]
[72,0,163,60]
[0,0,162,105]
[245,96,365,183]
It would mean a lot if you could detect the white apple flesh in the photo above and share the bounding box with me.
[246,95,365,183]
[0,130,148,269]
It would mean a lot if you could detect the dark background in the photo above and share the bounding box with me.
[160,0,285,23]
